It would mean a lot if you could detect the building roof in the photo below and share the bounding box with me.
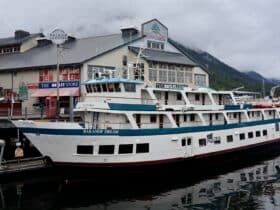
[128,46,197,66]
[0,33,42,47]
[84,77,144,85]
[0,33,142,71]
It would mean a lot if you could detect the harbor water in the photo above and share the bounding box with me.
[1,152,280,209]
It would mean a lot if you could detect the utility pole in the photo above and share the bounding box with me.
[49,29,68,119]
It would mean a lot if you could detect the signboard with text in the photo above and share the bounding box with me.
[156,83,186,90]
[39,81,80,89]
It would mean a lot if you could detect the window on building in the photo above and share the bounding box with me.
[124,83,136,92]
[248,132,254,139]
[263,130,268,136]
[177,71,185,83]
[118,144,133,154]
[227,135,233,143]
[147,40,164,50]
[77,145,93,154]
[98,145,115,154]
[149,69,157,81]
[159,70,167,82]
[39,69,54,82]
[136,143,149,153]
[194,74,206,87]
[199,138,207,147]
[134,63,144,81]
[150,115,157,123]
[168,70,176,83]
[185,70,193,84]
[87,65,115,80]
[256,131,261,137]
[240,133,245,140]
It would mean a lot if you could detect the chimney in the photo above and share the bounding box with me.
[120,26,138,38]
[15,30,30,39]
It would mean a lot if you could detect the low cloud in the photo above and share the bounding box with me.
[1,0,279,78]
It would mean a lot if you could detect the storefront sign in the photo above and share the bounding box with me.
[156,83,186,90]
[39,81,80,89]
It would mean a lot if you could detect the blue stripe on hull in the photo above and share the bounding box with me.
[108,103,156,111]
[20,119,280,136]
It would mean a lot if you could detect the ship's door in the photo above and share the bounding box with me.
[174,114,180,127]
[202,94,205,105]
[136,114,141,128]
[185,137,193,157]
[159,114,164,128]
[164,92,168,105]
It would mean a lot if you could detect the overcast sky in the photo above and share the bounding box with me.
[1,0,280,78]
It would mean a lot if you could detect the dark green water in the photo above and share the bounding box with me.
[1,155,280,210]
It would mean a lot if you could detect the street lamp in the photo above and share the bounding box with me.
[49,29,68,119]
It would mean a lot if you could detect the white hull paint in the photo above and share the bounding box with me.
[15,120,280,166]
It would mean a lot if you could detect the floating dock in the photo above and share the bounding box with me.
[0,157,51,176]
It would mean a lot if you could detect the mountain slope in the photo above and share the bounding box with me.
[170,39,275,94]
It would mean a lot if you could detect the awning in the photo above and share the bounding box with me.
[31,88,80,97]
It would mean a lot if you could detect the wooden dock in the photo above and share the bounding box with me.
[0,157,51,176]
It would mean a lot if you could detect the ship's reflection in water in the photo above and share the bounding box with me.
[2,156,280,209]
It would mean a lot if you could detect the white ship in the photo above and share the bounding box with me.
[13,77,280,167]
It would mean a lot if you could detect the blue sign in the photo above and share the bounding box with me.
[39,81,80,89]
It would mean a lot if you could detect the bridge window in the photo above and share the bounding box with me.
[124,83,136,92]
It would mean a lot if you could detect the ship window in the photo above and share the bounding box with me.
[184,115,187,122]
[114,83,121,92]
[248,132,254,139]
[195,94,200,101]
[177,93,182,100]
[118,144,133,154]
[98,145,115,154]
[239,133,245,140]
[150,115,157,123]
[77,145,93,154]
[136,143,149,153]
[124,83,136,92]
[263,129,268,136]
[187,138,192,145]
[108,83,114,92]
[199,138,206,147]
[181,138,186,147]
[190,114,195,121]
[256,131,261,137]
[227,135,233,143]
[215,114,219,120]
[233,113,237,119]
[96,84,101,92]
[102,84,107,92]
